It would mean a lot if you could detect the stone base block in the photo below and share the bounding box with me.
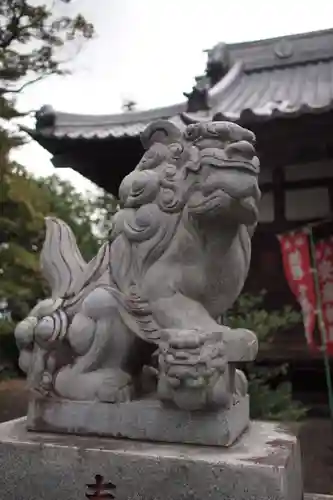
[27,395,249,447]
[0,417,304,500]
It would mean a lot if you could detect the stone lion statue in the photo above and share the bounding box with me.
[15,119,260,411]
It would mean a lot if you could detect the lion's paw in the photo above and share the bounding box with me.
[97,370,134,403]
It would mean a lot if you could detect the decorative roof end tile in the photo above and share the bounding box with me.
[184,75,211,113]
[35,105,56,129]
[205,42,231,85]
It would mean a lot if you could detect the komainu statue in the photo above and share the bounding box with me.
[15,119,261,412]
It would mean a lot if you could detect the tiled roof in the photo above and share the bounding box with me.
[211,58,333,122]
[26,28,333,141]
[30,103,187,140]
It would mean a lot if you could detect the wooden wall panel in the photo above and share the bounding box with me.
[285,187,331,221]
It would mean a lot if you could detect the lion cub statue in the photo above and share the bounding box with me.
[15,119,261,411]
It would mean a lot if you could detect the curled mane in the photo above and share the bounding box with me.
[109,120,200,295]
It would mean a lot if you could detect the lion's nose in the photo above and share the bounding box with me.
[225,141,256,161]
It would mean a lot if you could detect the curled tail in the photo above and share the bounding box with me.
[41,217,111,301]
[41,217,87,299]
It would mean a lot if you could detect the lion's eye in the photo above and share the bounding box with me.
[185,125,199,140]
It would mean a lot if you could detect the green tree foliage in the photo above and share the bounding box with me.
[0,164,100,372]
[35,174,101,258]
[92,190,119,238]
[0,0,94,374]
[0,0,94,95]
[227,292,307,421]
[0,0,94,153]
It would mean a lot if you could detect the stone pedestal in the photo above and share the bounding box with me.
[26,395,249,447]
[0,417,304,500]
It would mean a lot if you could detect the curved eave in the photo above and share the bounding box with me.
[213,101,333,124]
[33,101,188,140]
[208,61,243,108]
[39,100,187,127]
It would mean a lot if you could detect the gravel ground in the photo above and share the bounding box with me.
[0,379,332,495]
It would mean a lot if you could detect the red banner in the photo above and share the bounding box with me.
[315,237,333,355]
[278,231,317,349]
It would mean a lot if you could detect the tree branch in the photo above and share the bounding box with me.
[0,1,26,49]
[0,74,47,97]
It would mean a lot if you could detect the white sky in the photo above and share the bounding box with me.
[14,0,333,194]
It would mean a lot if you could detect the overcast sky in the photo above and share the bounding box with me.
[14,0,333,194]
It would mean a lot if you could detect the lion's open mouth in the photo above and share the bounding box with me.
[187,189,259,225]
[188,189,233,213]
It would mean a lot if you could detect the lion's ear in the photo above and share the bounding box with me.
[141,120,182,150]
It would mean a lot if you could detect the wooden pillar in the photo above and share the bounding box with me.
[328,182,333,213]
[272,166,285,224]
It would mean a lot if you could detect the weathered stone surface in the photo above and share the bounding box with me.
[0,418,304,500]
[14,119,261,414]
[27,395,249,447]
[305,496,333,500]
